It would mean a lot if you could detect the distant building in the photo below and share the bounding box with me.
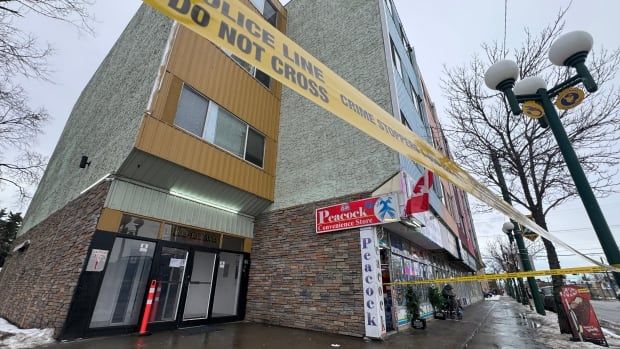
[0,0,483,340]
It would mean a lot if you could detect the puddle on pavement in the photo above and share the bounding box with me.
[517,313,541,329]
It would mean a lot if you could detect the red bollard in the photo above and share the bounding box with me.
[139,279,157,336]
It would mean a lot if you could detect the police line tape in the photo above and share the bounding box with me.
[384,264,620,286]
[142,0,619,272]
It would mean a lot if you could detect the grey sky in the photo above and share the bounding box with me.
[2,0,619,272]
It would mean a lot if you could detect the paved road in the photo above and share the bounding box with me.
[591,300,620,328]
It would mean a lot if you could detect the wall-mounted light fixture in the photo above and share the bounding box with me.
[79,155,91,169]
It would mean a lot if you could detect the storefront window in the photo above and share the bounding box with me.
[90,238,155,328]
[118,215,161,239]
[403,259,413,281]
[390,254,404,282]
[221,235,244,252]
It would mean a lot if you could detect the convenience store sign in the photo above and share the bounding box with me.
[315,194,399,234]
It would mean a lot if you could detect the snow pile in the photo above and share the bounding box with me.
[526,310,620,349]
[485,295,501,301]
[0,318,54,349]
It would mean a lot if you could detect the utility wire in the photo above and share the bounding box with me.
[476,225,620,238]
[503,0,508,57]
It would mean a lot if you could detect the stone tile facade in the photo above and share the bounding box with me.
[20,5,172,234]
[247,193,371,337]
[0,181,110,336]
[271,0,399,211]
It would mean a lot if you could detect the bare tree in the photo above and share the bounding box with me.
[484,238,546,274]
[442,6,620,333]
[0,0,94,199]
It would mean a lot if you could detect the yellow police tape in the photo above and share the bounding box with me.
[142,0,619,272]
[385,264,620,286]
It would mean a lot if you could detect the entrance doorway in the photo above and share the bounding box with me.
[80,234,248,337]
[182,251,217,321]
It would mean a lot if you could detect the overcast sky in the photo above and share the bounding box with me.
[2,0,619,273]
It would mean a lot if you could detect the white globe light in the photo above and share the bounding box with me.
[484,59,519,90]
[549,31,593,66]
[513,76,547,95]
[502,221,515,233]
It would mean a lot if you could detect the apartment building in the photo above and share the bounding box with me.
[0,0,482,341]
[0,0,287,339]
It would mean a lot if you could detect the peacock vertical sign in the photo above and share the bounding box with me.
[315,194,400,234]
[360,226,387,339]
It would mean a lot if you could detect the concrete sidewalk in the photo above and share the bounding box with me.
[42,297,547,349]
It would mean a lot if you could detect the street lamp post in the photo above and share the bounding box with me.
[502,220,544,313]
[483,30,620,287]
[491,150,546,314]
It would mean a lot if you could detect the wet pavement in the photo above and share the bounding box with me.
[591,300,620,327]
[41,297,549,349]
[465,298,548,349]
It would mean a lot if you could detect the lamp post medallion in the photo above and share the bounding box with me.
[555,87,585,110]
[522,101,545,119]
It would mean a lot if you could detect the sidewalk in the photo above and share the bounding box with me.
[39,298,547,349]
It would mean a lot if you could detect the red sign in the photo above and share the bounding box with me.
[316,194,399,234]
[560,285,608,346]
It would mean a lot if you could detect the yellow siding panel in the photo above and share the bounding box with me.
[165,27,281,141]
[136,117,274,201]
[97,208,122,232]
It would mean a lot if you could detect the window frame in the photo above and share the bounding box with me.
[391,40,403,80]
[384,0,393,17]
[224,50,271,90]
[174,84,267,169]
[249,0,278,27]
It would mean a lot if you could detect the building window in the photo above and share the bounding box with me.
[384,0,393,17]
[410,82,421,115]
[221,235,244,252]
[118,214,161,239]
[391,40,403,80]
[174,86,209,137]
[228,53,271,89]
[400,24,408,49]
[205,103,247,158]
[249,0,278,26]
[401,111,412,131]
[174,85,266,168]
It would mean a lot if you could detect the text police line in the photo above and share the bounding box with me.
[168,0,329,102]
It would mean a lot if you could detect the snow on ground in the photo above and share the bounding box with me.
[525,309,620,349]
[485,295,501,301]
[0,318,54,349]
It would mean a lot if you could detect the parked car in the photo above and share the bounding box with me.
[539,286,557,312]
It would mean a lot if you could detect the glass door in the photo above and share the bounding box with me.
[89,238,155,329]
[211,252,244,319]
[149,246,189,323]
[182,251,217,321]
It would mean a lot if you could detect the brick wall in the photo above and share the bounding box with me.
[0,181,110,336]
[247,193,370,337]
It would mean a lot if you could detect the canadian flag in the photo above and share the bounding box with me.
[405,170,434,215]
